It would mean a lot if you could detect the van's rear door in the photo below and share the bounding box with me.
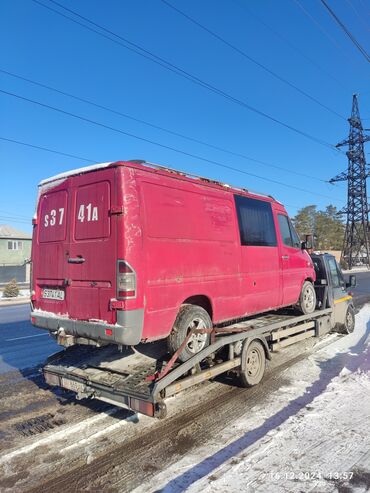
[35,166,119,324]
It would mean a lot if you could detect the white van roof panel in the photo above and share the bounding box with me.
[39,162,113,186]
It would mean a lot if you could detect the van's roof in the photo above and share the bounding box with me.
[39,160,280,203]
[39,162,113,186]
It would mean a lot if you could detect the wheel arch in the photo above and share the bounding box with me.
[182,294,213,321]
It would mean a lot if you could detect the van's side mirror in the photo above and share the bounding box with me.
[301,241,306,250]
[346,275,356,288]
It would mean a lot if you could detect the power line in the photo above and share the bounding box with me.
[0,135,333,213]
[320,0,370,62]
[0,88,345,203]
[329,94,370,268]
[29,0,340,152]
[344,0,370,33]
[0,210,30,220]
[0,216,31,224]
[0,69,327,183]
[357,0,370,16]
[0,136,96,163]
[160,0,346,121]
[234,0,351,92]
[293,0,360,66]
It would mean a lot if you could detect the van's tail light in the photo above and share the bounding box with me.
[117,260,136,299]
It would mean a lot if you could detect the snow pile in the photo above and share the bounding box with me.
[1,289,30,300]
[201,364,370,493]
[134,305,370,493]
[38,162,112,186]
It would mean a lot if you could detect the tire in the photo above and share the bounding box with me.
[297,281,316,314]
[167,305,211,363]
[338,305,355,334]
[239,340,266,388]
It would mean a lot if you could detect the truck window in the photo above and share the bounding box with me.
[234,195,277,247]
[278,214,301,248]
[327,257,345,288]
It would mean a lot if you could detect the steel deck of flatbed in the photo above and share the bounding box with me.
[43,307,333,417]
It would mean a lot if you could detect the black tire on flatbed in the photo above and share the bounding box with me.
[167,305,211,363]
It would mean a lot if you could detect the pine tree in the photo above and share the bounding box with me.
[3,278,20,298]
[292,205,317,238]
[292,204,345,251]
[315,206,344,250]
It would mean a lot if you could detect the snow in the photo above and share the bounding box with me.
[32,308,111,326]
[35,162,114,211]
[1,289,29,300]
[0,408,121,466]
[34,162,114,213]
[132,305,370,493]
[37,177,68,198]
[32,308,69,318]
[38,162,113,186]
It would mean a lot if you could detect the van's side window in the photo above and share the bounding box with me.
[278,215,292,247]
[278,214,301,248]
[289,220,301,247]
[234,195,277,247]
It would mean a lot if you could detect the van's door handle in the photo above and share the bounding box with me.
[282,255,289,260]
[68,257,85,264]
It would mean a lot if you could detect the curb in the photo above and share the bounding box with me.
[0,298,30,307]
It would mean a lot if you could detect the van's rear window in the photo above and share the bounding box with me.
[38,190,68,243]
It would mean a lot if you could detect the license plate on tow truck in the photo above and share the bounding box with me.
[42,288,65,300]
[61,377,85,393]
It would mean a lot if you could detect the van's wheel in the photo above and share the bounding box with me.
[239,340,266,388]
[338,306,355,334]
[167,305,211,363]
[297,281,316,314]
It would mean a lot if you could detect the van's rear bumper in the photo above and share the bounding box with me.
[30,309,144,346]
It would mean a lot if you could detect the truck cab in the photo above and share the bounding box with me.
[311,252,356,333]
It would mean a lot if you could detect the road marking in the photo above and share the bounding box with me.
[5,333,49,342]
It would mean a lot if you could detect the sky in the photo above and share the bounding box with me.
[1,0,369,234]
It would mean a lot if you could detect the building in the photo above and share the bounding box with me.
[0,225,32,284]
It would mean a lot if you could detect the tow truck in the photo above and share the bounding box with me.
[42,253,356,418]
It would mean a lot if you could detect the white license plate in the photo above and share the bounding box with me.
[61,378,85,393]
[42,288,65,300]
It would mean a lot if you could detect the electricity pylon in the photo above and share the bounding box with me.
[329,94,370,269]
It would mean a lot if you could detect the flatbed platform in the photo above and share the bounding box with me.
[43,307,334,418]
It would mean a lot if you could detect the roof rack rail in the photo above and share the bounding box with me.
[143,161,276,201]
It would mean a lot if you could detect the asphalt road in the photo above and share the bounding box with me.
[0,271,369,375]
[347,271,370,307]
[0,304,58,374]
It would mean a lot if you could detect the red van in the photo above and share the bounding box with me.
[31,160,316,361]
